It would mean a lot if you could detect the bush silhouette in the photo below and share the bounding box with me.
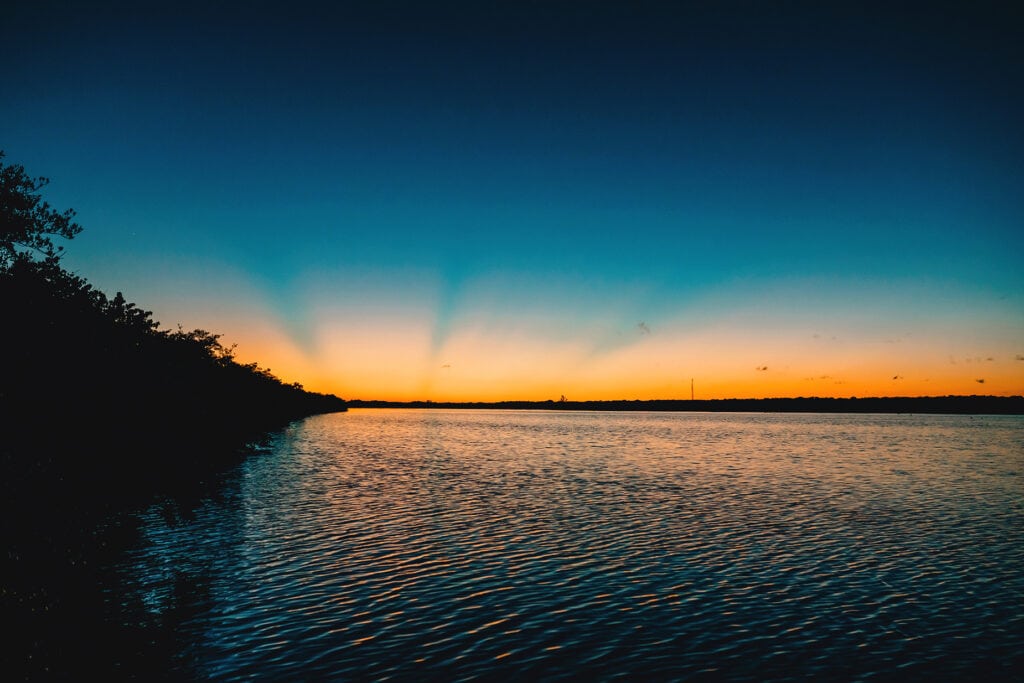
[1,150,348,678]
[1,150,344,476]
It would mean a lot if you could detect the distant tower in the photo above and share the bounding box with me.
[691,378,694,401]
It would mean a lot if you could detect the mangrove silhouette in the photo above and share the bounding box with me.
[1,151,346,678]
[1,151,346,486]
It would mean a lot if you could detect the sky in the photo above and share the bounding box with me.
[3,1,1023,400]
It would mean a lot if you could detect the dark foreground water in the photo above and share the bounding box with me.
[113,410,1023,680]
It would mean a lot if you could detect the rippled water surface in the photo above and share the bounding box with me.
[118,410,1024,680]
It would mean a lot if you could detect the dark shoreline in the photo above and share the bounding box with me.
[346,395,1024,415]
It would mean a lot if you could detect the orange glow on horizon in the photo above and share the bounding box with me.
[223,318,1024,402]
[142,269,1023,402]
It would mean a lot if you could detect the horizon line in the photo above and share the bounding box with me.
[339,395,1024,415]
[345,394,1023,403]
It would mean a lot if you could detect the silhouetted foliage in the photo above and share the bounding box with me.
[0,152,345,679]
[0,151,345,466]
[0,151,82,268]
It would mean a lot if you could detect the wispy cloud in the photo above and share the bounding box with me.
[637,322,651,335]
[756,366,768,371]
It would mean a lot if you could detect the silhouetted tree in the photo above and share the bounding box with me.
[1,151,346,487]
[0,151,82,269]
[3,151,348,679]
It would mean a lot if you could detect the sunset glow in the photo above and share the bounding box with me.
[3,3,1021,401]
[155,269,1022,402]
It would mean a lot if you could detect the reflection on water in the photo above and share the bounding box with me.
[116,410,1024,680]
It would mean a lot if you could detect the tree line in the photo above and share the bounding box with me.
[1,151,348,678]
[1,150,345,490]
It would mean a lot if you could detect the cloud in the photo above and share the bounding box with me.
[892,375,903,380]
[975,378,985,384]
[637,322,651,335]
[1016,354,1024,361]
[441,363,451,368]
[756,366,768,371]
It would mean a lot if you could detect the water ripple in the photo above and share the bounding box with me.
[117,410,1024,680]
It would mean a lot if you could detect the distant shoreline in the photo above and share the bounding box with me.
[346,396,1024,415]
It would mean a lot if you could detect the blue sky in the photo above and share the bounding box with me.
[3,1,1022,398]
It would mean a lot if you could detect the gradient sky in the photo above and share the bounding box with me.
[3,1,1023,400]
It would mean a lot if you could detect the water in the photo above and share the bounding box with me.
[114,410,1024,680]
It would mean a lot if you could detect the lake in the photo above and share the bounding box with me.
[113,409,1024,680]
